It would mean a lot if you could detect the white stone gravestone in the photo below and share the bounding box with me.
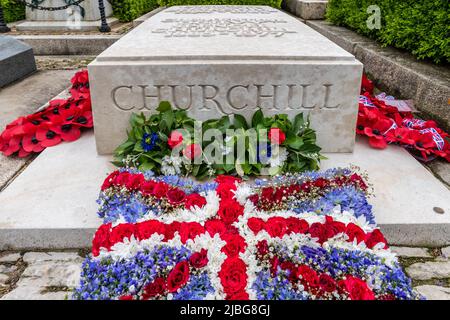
[88,5,363,154]
[16,0,116,31]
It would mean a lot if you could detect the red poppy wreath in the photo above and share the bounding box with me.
[0,70,92,158]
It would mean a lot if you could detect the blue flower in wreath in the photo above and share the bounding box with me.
[141,132,159,152]
[257,143,272,164]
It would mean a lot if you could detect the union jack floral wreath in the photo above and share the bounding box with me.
[73,168,422,300]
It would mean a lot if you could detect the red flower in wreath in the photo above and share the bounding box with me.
[167,188,186,205]
[268,127,286,145]
[22,134,45,153]
[168,130,183,149]
[142,277,166,299]
[218,257,247,296]
[345,223,366,244]
[167,261,190,293]
[221,233,246,258]
[189,249,208,269]
[363,119,393,149]
[185,193,207,210]
[338,276,375,300]
[204,219,227,237]
[218,199,244,225]
[35,125,62,148]
[73,110,93,128]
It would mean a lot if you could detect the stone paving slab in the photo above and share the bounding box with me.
[0,132,449,249]
[16,17,119,32]
[14,35,121,55]
[415,285,450,300]
[0,131,112,250]
[406,261,450,281]
[0,70,78,191]
[0,251,82,300]
[390,246,432,259]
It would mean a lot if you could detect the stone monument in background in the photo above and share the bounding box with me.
[16,0,117,31]
[0,36,36,87]
[88,5,363,154]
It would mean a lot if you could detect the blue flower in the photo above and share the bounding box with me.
[141,132,159,152]
[257,143,272,163]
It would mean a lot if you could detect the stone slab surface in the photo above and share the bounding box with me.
[26,0,112,21]
[1,251,82,300]
[406,261,450,280]
[16,17,119,32]
[0,132,449,249]
[390,246,432,258]
[0,70,75,191]
[0,36,36,87]
[284,0,328,20]
[0,131,112,250]
[322,137,450,247]
[89,5,362,154]
[415,285,450,300]
[15,35,121,55]
[133,7,167,27]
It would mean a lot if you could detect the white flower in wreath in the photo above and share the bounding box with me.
[268,146,288,168]
[161,155,182,175]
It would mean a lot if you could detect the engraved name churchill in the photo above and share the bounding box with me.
[111,83,340,113]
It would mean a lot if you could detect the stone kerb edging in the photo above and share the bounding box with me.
[305,20,450,133]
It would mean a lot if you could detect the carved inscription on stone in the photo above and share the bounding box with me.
[111,83,340,114]
[164,6,278,15]
[152,18,297,37]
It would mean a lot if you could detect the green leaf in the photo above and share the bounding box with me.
[222,163,235,173]
[233,114,248,130]
[156,101,172,112]
[161,109,174,130]
[293,113,305,133]
[139,161,155,171]
[251,109,264,127]
[287,136,304,150]
[133,142,144,152]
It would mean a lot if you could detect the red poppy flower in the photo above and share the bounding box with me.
[361,74,374,95]
[412,132,436,152]
[22,134,45,153]
[386,127,415,145]
[35,127,62,147]
[52,121,82,142]
[73,110,93,128]
[2,135,21,156]
[363,119,393,149]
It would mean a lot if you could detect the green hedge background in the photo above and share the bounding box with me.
[1,0,25,23]
[109,0,159,22]
[157,0,282,7]
[326,0,450,64]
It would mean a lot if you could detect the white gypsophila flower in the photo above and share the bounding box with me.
[268,147,288,168]
[161,155,182,175]
[233,183,253,205]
